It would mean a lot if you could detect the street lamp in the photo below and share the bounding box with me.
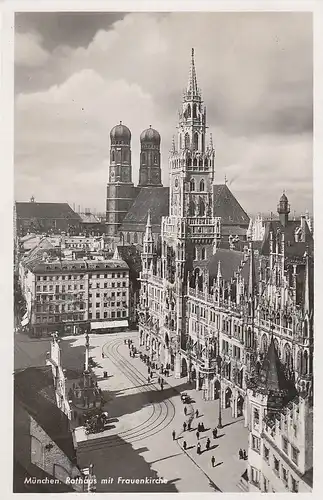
[216,354,223,429]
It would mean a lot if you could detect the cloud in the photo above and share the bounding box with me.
[14,12,313,215]
[15,31,49,67]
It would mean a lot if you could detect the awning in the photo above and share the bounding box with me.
[21,317,29,327]
[90,320,128,330]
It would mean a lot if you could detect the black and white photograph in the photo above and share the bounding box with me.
[11,6,314,494]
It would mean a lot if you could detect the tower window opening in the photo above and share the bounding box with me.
[193,103,197,118]
[187,104,191,118]
[185,133,190,149]
[201,248,206,260]
[194,132,198,150]
[112,151,115,162]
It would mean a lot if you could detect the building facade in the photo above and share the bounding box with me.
[137,48,314,492]
[19,256,130,337]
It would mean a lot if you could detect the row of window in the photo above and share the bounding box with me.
[89,291,127,299]
[36,272,127,281]
[250,466,299,493]
[35,314,85,323]
[89,281,127,289]
[90,302,127,309]
[89,310,127,320]
[36,294,84,302]
[37,284,84,292]
[36,304,84,313]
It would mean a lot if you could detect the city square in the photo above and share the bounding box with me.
[13,10,313,495]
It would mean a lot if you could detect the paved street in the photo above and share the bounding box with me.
[74,331,248,492]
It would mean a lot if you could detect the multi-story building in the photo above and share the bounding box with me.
[19,256,130,337]
[137,48,313,492]
[14,366,84,492]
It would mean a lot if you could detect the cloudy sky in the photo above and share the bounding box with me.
[14,11,313,216]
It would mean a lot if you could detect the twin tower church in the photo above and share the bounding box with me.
[106,49,250,246]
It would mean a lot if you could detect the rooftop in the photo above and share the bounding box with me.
[120,186,169,232]
[16,202,81,221]
[207,248,259,283]
[213,184,250,226]
[24,257,129,274]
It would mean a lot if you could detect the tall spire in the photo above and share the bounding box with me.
[144,209,153,243]
[187,48,199,96]
[248,242,256,297]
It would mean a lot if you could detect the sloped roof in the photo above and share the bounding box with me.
[257,338,292,393]
[14,367,76,462]
[120,187,169,232]
[24,257,128,274]
[207,249,259,283]
[16,202,81,221]
[79,212,101,224]
[261,219,313,258]
[213,184,250,226]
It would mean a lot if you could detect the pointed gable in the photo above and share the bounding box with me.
[255,337,296,411]
[213,184,249,226]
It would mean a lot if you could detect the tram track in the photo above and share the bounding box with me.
[79,338,176,450]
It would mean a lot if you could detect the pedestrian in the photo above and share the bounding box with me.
[197,442,201,455]
[239,448,243,460]
[172,430,176,441]
[184,406,187,416]
[206,438,211,451]
[195,409,199,418]
[201,422,205,432]
[188,420,191,431]
[196,430,200,440]
[183,440,187,450]
[243,449,247,460]
[183,422,187,432]
[213,427,218,439]
[147,376,150,383]
[211,456,215,468]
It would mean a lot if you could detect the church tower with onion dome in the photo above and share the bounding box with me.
[106,121,136,236]
[138,126,162,187]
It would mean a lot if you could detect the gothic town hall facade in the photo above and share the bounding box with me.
[137,49,313,492]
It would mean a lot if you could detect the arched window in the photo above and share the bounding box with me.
[185,133,190,149]
[204,158,208,167]
[303,351,308,375]
[193,132,199,150]
[142,152,146,164]
[200,179,205,192]
[112,150,115,162]
[187,104,191,118]
[194,248,199,261]
[283,343,292,368]
[126,232,130,244]
[186,156,192,167]
[273,338,280,358]
[261,334,268,354]
[193,157,198,166]
[190,179,195,192]
[134,232,138,243]
[188,199,195,216]
[199,157,203,167]
[193,103,197,118]
[201,248,206,260]
[199,198,205,217]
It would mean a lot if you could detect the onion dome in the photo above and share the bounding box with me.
[110,121,131,144]
[140,125,161,145]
